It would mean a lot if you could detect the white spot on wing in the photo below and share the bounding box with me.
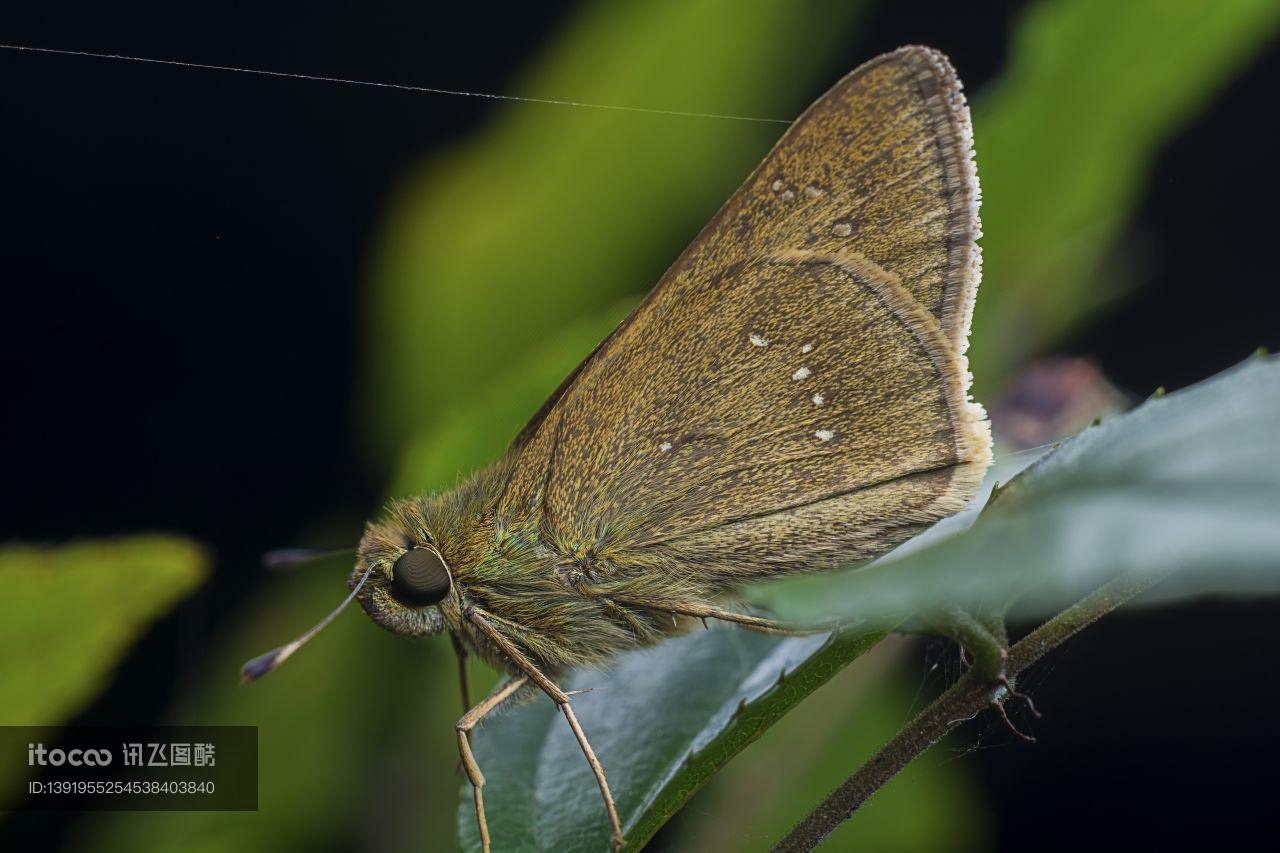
[658,441,673,452]
[771,179,785,192]
[815,429,834,442]
[780,189,795,201]
[803,185,826,199]
[800,343,813,354]
[791,366,811,381]
[832,221,853,237]
[812,393,825,406]
[748,332,771,348]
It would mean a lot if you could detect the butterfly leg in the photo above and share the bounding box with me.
[467,607,626,850]
[451,633,476,781]
[612,596,821,637]
[450,632,474,718]
[929,607,1041,741]
[457,675,529,853]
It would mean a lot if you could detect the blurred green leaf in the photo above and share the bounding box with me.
[0,536,206,728]
[0,536,206,806]
[770,354,1280,627]
[970,0,1280,391]
[391,300,634,496]
[365,0,867,465]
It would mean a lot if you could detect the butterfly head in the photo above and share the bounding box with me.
[239,515,454,683]
[352,521,454,638]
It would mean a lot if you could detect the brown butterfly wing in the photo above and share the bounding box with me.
[499,46,990,577]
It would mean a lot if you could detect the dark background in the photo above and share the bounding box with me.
[2,1,1277,850]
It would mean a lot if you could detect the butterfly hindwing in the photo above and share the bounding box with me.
[498,46,990,578]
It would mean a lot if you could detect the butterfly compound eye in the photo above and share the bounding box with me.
[389,548,451,607]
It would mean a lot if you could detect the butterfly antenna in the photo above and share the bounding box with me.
[261,545,356,571]
[240,563,374,683]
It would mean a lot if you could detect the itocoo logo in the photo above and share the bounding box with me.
[28,743,112,766]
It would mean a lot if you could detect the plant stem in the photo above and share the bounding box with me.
[771,573,1162,853]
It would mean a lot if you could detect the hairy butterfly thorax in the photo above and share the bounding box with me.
[352,461,695,675]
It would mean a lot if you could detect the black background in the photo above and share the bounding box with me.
[2,1,1278,850]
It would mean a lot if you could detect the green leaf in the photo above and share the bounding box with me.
[970,0,1280,391]
[0,536,206,805]
[0,536,207,727]
[770,354,1280,627]
[391,299,635,496]
[458,626,884,852]
[364,0,867,464]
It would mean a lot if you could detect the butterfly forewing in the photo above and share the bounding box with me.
[499,46,990,579]
[672,45,981,351]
